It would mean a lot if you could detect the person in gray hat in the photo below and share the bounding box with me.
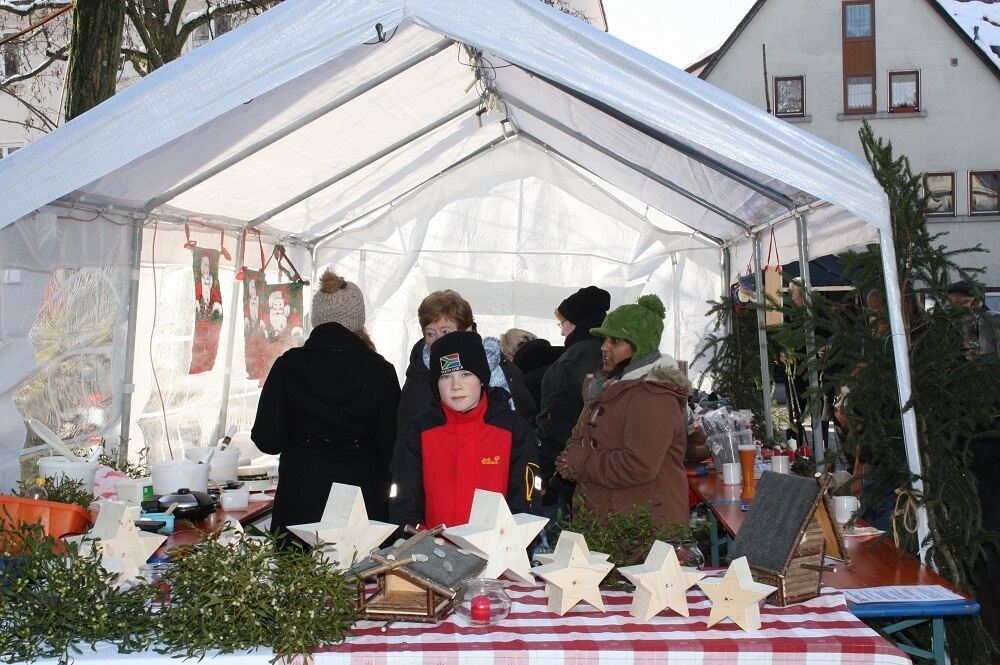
[252,269,400,539]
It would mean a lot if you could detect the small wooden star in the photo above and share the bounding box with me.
[444,489,547,583]
[532,531,614,615]
[698,556,777,631]
[286,483,396,570]
[66,501,165,586]
[619,540,706,620]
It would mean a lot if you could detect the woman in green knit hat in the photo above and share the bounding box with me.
[554,294,692,528]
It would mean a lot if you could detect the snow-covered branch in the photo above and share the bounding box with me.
[0,0,70,17]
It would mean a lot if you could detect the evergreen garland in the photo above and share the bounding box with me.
[770,122,999,663]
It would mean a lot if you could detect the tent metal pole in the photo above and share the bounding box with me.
[722,247,732,335]
[503,97,753,233]
[213,231,244,443]
[116,217,145,467]
[248,100,479,228]
[671,253,681,361]
[878,227,932,563]
[511,66,798,210]
[795,211,826,466]
[518,132,726,246]
[143,38,455,213]
[752,232,774,440]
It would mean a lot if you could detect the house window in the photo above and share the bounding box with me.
[1,33,19,77]
[925,173,954,216]
[191,24,211,49]
[844,2,873,37]
[970,171,1000,214]
[214,14,234,36]
[846,76,875,113]
[774,76,805,117]
[842,1,876,114]
[889,70,919,112]
[0,145,21,158]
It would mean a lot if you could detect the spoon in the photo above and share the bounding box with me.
[27,418,85,462]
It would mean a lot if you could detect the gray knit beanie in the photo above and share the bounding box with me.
[311,270,365,332]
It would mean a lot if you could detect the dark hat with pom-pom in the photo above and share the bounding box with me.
[589,294,666,359]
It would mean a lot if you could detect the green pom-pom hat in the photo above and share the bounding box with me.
[589,294,666,361]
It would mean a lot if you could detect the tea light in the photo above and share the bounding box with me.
[471,594,491,622]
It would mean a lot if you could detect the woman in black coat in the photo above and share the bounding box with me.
[251,270,400,537]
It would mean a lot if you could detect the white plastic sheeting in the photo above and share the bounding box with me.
[314,139,721,372]
[0,0,920,531]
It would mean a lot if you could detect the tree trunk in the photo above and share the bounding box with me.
[64,0,125,121]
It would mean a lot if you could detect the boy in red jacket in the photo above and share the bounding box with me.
[390,331,539,528]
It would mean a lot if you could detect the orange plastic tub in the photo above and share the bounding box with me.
[0,494,92,539]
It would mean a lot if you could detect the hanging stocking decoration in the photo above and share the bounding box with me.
[242,230,268,381]
[189,237,224,374]
[255,244,306,385]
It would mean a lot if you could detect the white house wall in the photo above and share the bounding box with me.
[704,0,1000,283]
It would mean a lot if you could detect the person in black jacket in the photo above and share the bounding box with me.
[391,331,539,529]
[510,336,564,413]
[396,290,535,434]
[251,270,400,538]
[535,286,611,516]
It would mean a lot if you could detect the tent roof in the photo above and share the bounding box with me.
[0,0,889,252]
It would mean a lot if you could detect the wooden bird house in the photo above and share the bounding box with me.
[353,526,485,623]
[729,472,850,606]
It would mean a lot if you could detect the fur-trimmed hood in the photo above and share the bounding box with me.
[621,354,692,394]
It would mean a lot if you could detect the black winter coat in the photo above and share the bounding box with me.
[396,338,537,434]
[513,338,564,413]
[535,314,605,487]
[251,322,400,536]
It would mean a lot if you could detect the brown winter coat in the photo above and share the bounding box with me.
[559,357,691,528]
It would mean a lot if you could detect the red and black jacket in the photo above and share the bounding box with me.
[390,387,540,529]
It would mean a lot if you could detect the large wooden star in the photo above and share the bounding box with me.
[531,531,614,615]
[65,501,165,586]
[443,489,547,583]
[698,556,777,632]
[619,540,706,621]
[286,483,396,571]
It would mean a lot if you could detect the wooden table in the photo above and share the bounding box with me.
[689,470,978,663]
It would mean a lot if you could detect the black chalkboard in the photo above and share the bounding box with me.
[729,471,820,573]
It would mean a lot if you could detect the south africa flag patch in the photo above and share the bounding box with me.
[440,353,463,373]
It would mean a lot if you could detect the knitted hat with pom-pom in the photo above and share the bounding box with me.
[311,270,365,332]
[589,294,666,360]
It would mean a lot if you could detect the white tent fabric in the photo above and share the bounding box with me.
[0,0,926,549]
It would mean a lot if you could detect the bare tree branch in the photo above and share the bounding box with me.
[0,86,58,130]
[0,0,69,17]
[0,42,65,86]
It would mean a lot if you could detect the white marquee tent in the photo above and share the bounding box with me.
[0,0,927,549]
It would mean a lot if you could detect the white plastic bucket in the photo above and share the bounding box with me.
[183,447,240,483]
[220,485,250,511]
[150,460,209,495]
[37,456,99,494]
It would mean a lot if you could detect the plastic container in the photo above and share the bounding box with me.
[0,494,91,539]
[36,456,99,495]
[138,511,175,534]
[708,432,741,471]
[150,460,209,495]
[220,485,249,511]
[183,447,240,483]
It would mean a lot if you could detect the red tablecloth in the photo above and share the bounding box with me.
[313,584,910,665]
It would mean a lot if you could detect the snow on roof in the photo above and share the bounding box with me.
[938,0,1000,67]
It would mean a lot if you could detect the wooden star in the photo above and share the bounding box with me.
[66,501,165,586]
[443,489,547,583]
[286,483,396,571]
[619,540,706,621]
[698,556,777,631]
[531,531,614,615]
